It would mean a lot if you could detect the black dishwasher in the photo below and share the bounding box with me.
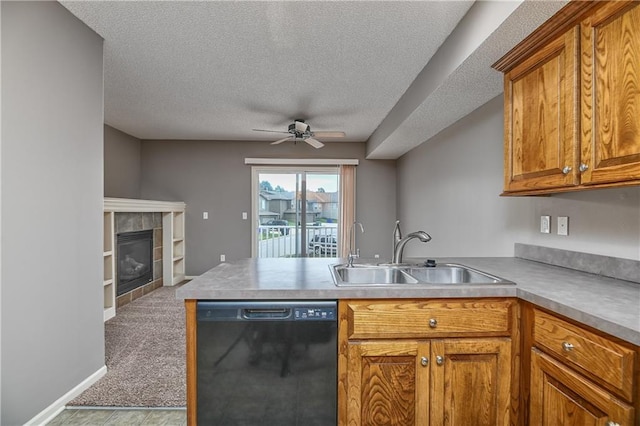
[196,301,337,425]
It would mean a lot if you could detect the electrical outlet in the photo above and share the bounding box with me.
[540,216,551,234]
[203,212,208,220]
[558,216,569,236]
[220,254,226,262]
[242,212,248,220]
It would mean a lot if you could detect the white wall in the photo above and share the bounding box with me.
[397,96,533,257]
[1,2,105,424]
[104,124,142,198]
[140,140,397,274]
[397,95,640,261]
[525,187,640,260]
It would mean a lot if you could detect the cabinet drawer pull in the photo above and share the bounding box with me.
[436,355,444,366]
[420,357,429,367]
[579,163,589,172]
[562,166,572,175]
[606,422,620,426]
[429,318,437,328]
[562,342,574,351]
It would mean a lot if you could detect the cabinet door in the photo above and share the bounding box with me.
[580,1,640,186]
[503,26,580,193]
[347,340,430,425]
[430,338,512,426]
[529,348,634,426]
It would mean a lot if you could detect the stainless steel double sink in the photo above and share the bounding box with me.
[330,263,514,286]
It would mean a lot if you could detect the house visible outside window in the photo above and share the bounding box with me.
[251,166,340,258]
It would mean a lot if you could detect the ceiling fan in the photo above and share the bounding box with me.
[252,120,345,149]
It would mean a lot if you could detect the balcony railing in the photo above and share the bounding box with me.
[257,225,338,258]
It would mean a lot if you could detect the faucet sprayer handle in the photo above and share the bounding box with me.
[407,231,432,243]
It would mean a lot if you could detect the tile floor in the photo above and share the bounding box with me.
[46,407,186,425]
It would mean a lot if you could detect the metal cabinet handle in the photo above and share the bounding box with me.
[606,421,620,426]
[436,355,444,366]
[579,163,589,172]
[562,342,574,352]
[420,357,429,367]
[429,318,437,328]
[562,166,572,175]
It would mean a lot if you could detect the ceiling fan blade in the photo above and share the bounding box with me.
[253,129,290,134]
[271,136,293,145]
[304,137,324,149]
[313,131,346,138]
[295,121,309,133]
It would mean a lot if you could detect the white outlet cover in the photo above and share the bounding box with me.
[540,216,551,234]
[558,216,569,236]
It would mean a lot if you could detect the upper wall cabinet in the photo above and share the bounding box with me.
[581,2,640,187]
[494,1,640,196]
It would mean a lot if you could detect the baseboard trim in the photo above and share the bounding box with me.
[25,365,107,426]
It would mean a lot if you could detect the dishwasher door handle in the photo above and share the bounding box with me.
[242,308,291,320]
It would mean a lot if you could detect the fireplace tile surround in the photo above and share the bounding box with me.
[114,212,163,307]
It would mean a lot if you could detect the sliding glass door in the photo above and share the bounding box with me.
[252,167,340,258]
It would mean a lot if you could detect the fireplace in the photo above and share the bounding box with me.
[117,230,153,296]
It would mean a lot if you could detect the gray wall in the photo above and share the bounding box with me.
[397,95,640,261]
[104,124,142,198]
[1,2,105,424]
[140,141,396,275]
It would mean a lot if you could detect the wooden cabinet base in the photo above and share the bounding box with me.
[338,299,516,426]
[529,348,634,425]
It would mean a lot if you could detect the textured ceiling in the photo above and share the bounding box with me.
[60,1,567,159]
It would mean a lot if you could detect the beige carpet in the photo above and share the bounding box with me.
[68,286,186,407]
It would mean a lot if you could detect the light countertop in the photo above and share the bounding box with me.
[176,256,640,345]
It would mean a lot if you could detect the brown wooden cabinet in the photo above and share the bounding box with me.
[431,338,512,426]
[580,1,640,187]
[495,0,640,195]
[502,25,579,193]
[346,340,430,425]
[530,348,634,426]
[523,306,638,426]
[338,299,518,426]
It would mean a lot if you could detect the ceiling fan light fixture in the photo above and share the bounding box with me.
[294,120,309,133]
[254,119,342,149]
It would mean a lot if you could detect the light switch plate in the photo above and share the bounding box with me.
[558,216,569,236]
[540,216,551,234]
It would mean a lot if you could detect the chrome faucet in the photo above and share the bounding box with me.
[392,230,432,265]
[348,221,365,267]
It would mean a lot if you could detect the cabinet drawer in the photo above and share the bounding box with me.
[344,299,513,339]
[533,309,635,401]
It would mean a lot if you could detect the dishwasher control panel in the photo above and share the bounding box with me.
[294,306,336,321]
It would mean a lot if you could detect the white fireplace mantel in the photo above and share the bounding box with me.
[104,197,186,213]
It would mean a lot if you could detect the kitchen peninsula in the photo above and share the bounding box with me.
[177,246,640,425]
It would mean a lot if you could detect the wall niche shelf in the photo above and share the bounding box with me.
[103,197,186,322]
